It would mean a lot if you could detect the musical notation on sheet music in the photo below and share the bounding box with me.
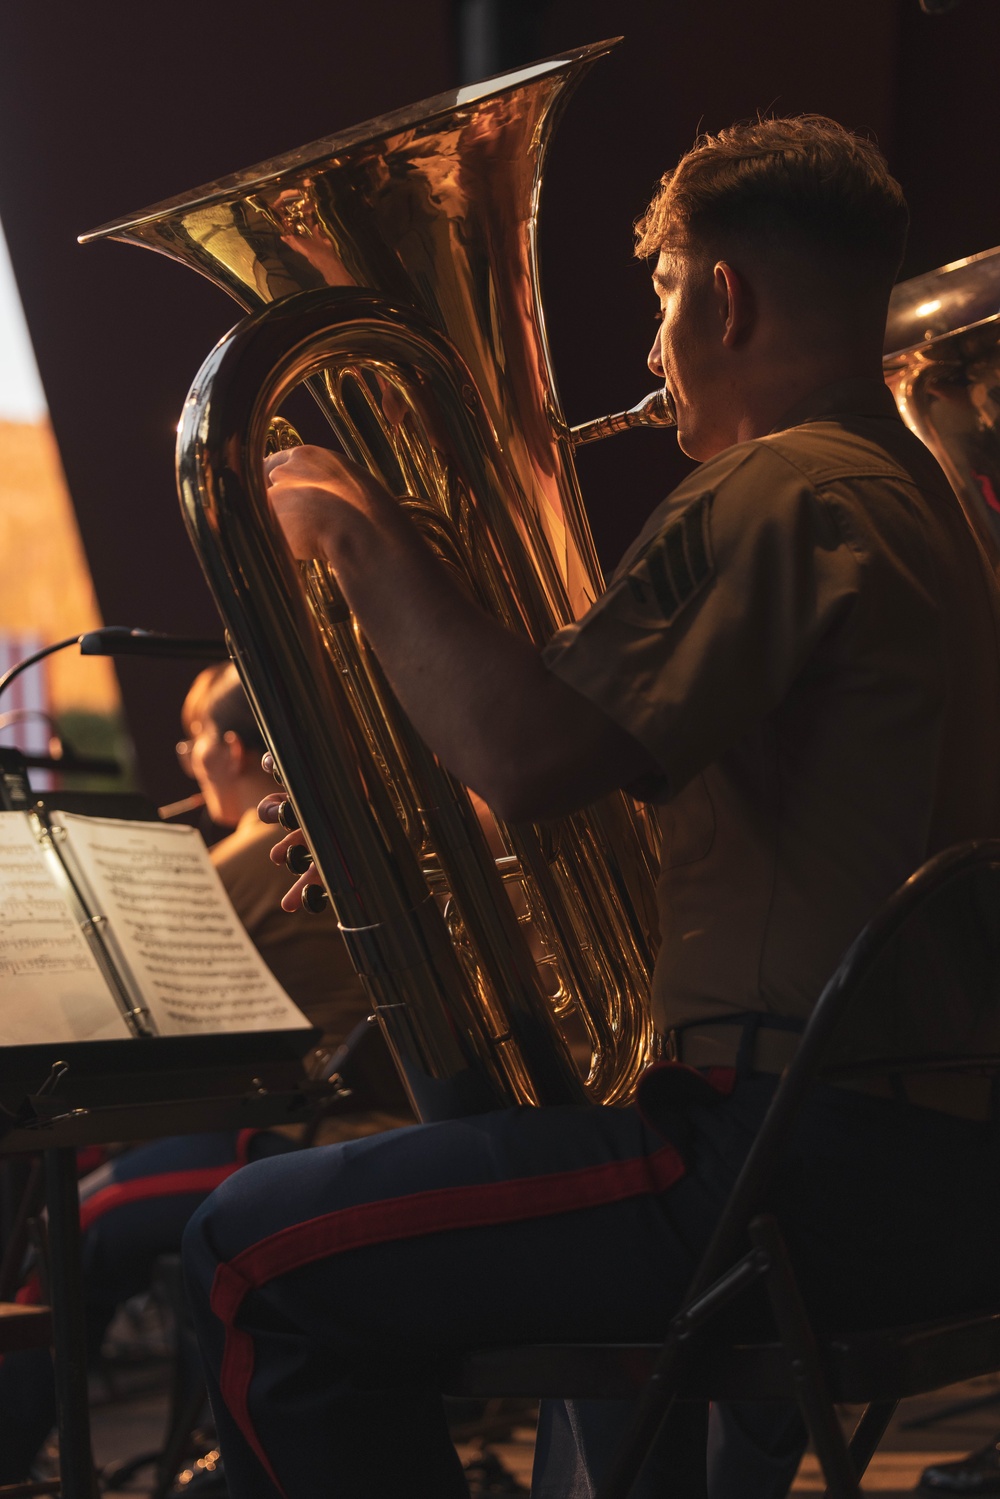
[0,816,131,1043]
[51,814,310,1036]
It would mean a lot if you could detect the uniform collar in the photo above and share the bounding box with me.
[219,806,272,849]
[234,805,271,841]
[770,376,901,435]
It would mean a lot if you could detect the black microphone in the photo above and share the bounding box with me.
[77,627,227,660]
[0,629,228,705]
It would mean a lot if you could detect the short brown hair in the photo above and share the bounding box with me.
[185,662,266,752]
[635,115,908,294]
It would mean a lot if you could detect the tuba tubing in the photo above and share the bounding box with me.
[88,40,664,1120]
[570,389,676,446]
[179,287,650,1119]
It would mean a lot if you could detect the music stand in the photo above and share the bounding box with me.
[0,632,333,1499]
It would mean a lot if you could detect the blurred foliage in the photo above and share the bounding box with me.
[54,709,137,793]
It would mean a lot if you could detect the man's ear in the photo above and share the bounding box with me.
[714,261,754,348]
[222,729,250,775]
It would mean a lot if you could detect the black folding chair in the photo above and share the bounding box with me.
[446,839,1000,1498]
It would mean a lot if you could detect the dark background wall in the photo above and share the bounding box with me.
[0,0,998,803]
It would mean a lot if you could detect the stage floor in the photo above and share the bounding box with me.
[54,1356,1000,1496]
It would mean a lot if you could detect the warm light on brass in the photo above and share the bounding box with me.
[884,245,1000,573]
[82,41,665,1119]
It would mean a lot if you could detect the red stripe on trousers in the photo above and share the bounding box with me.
[79,1165,239,1236]
[8,1163,238,1331]
[235,1129,260,1167]
[209,1141,685,1496]
[14,1165,240,1308]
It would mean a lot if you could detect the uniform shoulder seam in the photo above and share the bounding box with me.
[744,440,876,561]
[759,428,951,499]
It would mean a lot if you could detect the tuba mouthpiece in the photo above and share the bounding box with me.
[569,389,677,448]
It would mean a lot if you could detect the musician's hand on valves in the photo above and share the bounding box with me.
[264,445,400,567]
[258,789,328,913]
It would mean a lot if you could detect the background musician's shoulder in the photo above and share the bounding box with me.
[210,815,295,937]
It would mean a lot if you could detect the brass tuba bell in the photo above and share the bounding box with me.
[81,40,672,1121]
[884,245,1000,571]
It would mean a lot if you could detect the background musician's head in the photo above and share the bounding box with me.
[636,115,909,461]
[178,663,272,829]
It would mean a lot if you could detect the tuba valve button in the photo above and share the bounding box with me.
[301,882,330,914]
[277,798,299,831]
[286,843,313,875]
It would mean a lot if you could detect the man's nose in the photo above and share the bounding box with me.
[647,332,664,378]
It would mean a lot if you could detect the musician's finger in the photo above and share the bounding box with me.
[258,792,285,824]
[263,448,300,479]
[264,444,320,473]
[280,866,323,914]
[280,872,309,913]
[265,444,378,501]
[269,828,306,864]
[261,751,285,786]
[264,445,339,482]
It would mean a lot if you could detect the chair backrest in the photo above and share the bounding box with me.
[687,839,1000,1300]
[821,841,1000,1080]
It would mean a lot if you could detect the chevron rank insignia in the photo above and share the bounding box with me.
[623,494,715,625]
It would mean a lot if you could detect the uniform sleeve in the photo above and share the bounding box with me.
[541,444,863,797]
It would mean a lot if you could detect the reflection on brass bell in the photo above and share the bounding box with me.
[302,883,329,914]
[277,799,299,831]
[286,843,313,875]
[264,415,304,454]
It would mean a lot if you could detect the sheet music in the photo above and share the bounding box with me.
[0,814,131,1044]
[51,813,311,1037]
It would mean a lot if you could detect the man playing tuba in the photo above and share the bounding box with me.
[182,116,1000,1497]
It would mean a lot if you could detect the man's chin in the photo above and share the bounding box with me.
[676,419,730,464]
[675,426,708,462]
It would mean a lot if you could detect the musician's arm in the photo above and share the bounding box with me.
[265,445,657,823]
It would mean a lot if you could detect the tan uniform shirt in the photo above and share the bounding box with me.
[543,379,1000,1038]
[210,809,372,1046]
[211,811,411,1140]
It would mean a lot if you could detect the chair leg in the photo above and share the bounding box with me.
[748,1216,860,1499]
[848,1400,897,1480]
[152,1382,210,1499]
[595,1245,772,1499]
[592,1344,683,1499]
[150,1255,210,1499]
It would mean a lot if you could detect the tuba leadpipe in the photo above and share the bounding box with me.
[81,41,666,1122]
[571,388,676,446]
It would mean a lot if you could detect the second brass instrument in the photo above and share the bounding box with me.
[884,245,1000,572]
[82,42,674,1120]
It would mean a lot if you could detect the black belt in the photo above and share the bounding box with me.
[660,1012,994,1121]
[661,1012,805,1077]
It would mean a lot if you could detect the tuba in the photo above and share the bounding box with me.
[82,40,674,1121]
[884,245,1000,571]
